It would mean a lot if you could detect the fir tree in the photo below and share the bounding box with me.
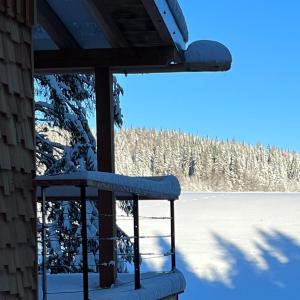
[35,74,132,273]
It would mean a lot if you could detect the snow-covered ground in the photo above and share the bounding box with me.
[118,192,300,300]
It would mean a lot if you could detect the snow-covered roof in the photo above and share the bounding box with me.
[38,271,186,300]
[166,0,189,43]
[34,171,181,200]
[116,40,232,74]
[34,1,232,74]
[184,40,232,71]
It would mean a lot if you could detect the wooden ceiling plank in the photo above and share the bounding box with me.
[36,0,80,49]
[84,0,129,48]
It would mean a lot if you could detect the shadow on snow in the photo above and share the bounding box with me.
[153,230,300,300]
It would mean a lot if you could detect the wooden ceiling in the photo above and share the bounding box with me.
[34,0,185,72]
[35,0,179,49]
[85,0,173,48]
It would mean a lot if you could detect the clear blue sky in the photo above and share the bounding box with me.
[116,0,300,152]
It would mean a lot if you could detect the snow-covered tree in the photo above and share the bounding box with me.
[115,128,300,192]
[35,74,133,273]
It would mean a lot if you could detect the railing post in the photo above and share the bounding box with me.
[170,199,176,271]
[80,185,89,300]
[41,187,47,300]
[133,194,141,289]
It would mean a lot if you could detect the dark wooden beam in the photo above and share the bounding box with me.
[34,46,181,73]
[95,67,116,288]
[84,0,129,48]
[140,0,174,45]
[36,0,80,49]
[114,61,232,74]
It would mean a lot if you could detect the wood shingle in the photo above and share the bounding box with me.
[0,1,35,298]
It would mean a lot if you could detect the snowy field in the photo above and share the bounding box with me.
[118,193,300,300]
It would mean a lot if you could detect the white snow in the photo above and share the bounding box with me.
[155,0,187,50]
[38,270,185,300]
[184,40,232,70]
[118,192,300,300]
[35,171,181,200]
[38,192,300,299]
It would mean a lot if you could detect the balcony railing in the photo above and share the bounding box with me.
[34,171,182,300]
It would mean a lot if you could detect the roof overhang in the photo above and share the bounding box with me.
[34,41,231,74]
[34,0,187,50]
[33,0,232,74]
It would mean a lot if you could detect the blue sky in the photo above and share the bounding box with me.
[116,0,300,152]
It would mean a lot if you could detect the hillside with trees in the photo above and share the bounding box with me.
[115,128,300,192]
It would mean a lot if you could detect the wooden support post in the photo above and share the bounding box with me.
[95,67,116,288]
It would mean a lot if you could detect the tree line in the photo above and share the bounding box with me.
[115,128,300,191]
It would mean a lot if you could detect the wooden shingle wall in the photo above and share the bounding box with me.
[0,1,36,299]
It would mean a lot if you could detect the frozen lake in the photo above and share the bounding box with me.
[118,193,300,300]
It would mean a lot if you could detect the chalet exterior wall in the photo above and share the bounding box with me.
[0,2,36,299]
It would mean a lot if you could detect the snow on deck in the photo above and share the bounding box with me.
[35,171,181,200]
[38,271,185,300]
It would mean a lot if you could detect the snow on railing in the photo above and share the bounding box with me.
[34,171,181,300]
[35,171,181,200]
